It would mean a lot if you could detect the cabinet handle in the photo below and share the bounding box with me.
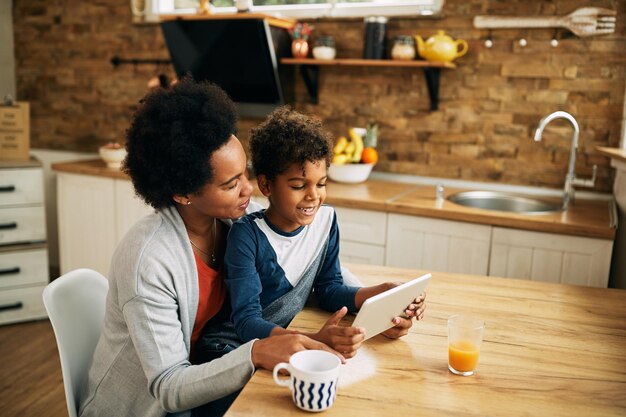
[0,267,20,276]
[0,301,23,312]
[0,185,16,192]
[0,222,17,230]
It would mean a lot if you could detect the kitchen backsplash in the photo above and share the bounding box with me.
[12,0,625,193]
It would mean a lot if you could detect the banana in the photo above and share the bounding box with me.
[333,136,348,155]
[332,154,349,165]
[344,141,356,159]
[349,128,364,163]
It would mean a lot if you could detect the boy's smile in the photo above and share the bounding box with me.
[259,160,328,233]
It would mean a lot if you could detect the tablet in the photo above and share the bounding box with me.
[352,273,431,341]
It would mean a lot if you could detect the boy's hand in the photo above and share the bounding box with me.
[381,290,427,339]
[310,307,365,358]
[403,291,427,321]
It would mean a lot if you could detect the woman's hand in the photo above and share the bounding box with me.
[309,307,365,359]
[251,334,345,371]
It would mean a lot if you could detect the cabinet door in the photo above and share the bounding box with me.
[386,213,491,275]
[335,207,387,266]
[57,173,116,276]
[489,227,612,287]
[114,180,153,242]
[334,207,387,246]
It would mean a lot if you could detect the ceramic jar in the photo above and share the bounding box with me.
[291,39,309,58]
[312,36,336,60]
[391,35,416,60]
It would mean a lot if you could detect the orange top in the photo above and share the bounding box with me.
[191,253,227,351]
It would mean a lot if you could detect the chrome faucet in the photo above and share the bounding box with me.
[533,111,597,210]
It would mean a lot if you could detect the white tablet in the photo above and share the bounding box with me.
[352,273,431,341]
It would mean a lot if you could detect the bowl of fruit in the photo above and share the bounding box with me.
[328,125,379,184]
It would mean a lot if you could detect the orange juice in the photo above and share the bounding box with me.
[448,340,479,372]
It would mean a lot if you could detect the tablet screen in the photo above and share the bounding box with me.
[352,273,431,341]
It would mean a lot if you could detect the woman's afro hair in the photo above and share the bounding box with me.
[123,78,237,209]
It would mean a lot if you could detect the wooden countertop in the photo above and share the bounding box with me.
[52,159,616,239]
[52,159,129,180]
[597,146,626,164]
[226,264,626,417]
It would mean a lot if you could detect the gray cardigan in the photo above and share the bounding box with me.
[79,206,256,417]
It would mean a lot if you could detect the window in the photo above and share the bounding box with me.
[152,0,444,19]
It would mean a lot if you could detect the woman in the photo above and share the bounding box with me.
[78,79,420,417]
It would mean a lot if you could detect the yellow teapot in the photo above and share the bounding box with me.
[414,30,468,62]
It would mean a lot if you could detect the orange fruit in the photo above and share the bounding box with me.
[361,147,379,164]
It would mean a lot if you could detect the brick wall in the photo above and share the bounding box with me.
[13,0,626,192]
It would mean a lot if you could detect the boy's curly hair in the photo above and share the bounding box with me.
[250,106,333,181]
[123,78,237,209]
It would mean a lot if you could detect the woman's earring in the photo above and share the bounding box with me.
[186,201,192,205]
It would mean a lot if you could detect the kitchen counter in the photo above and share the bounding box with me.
[51,159,616,240]
[597,146,626,164]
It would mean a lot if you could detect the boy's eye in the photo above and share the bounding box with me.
[290,185,305,190]
[317,183,327,188]
[226,181,238,190]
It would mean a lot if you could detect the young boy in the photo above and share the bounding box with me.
[223,107,425,356]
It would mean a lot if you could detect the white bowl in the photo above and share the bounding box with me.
[328,163,374,184]
[99,145,127,169]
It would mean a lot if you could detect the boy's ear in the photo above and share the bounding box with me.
[257,175,272,197]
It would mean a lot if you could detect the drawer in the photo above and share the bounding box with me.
[0,168,44,206]
[334,207,387,246]
[0,284,47,325]
[0,248,49,289]
[0,206,46,245]
[339,240,385,266]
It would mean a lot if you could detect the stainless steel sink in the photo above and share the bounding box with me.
[447,191,562,214]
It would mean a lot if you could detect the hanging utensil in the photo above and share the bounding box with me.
[473,7,616,38]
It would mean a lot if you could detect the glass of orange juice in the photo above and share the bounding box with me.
[447,315,485,376]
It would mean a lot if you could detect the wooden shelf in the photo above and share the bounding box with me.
[280,58,456,110]
[281,58,455,69]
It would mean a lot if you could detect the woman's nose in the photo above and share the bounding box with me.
[241,175,253,197]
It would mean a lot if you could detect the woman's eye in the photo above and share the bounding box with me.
[317,183,327,188]
[227,181,238,190]
[290,185,305,190]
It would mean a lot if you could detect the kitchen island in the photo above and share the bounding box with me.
[226,264,626,417]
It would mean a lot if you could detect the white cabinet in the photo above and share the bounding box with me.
[57,172,152,276]
[489,227,613,287]
[385,213,491,274]
[334,207,386,266]
[0,161,49,324]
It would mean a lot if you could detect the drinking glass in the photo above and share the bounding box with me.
[448,315,484,376]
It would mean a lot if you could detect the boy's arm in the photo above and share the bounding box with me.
[225,223,278,342]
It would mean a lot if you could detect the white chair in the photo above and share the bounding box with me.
[43,268,109,417]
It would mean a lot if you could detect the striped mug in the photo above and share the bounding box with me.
[273,350,341,412]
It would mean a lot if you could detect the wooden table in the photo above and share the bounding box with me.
[226,264,626,416]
